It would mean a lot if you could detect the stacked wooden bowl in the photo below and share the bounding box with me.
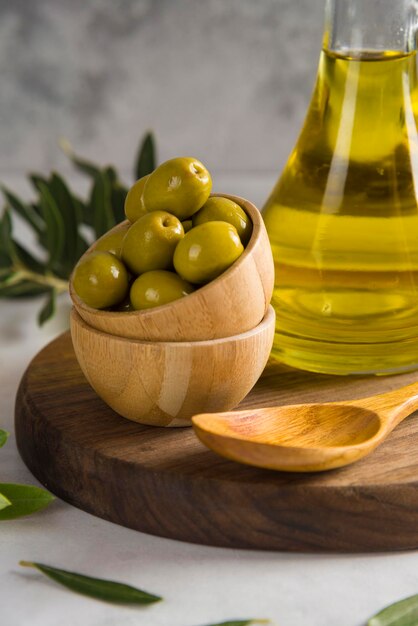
[70,195,275,426]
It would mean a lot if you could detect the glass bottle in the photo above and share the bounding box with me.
[263,0,418,375]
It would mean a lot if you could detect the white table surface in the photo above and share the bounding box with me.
[2,177,418,626]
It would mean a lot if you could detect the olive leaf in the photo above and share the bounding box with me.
[14,242,46,275]
[0,208,46,280]
[37,181,65,271]
[0,493,11,512]
[90,171,115,239]
[38,289,56,326]
[1,186,44,235]
[49,172,84,271]
[0,132,157,324]
[0,212,45,299]
[0,429,9,448]
[28,173,50,196]
[111,183,128,224]
[0,251,11,270]
[368,594,418,625]
[59,137,102,179]
[135,131,156,180]
[104,165,118,185]
[0,281,50,299]
[19,562,162,605]
[105,166,128,224]
[0,208,14,260]
[0,483,54,520]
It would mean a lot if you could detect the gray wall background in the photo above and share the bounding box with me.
[0,0,325,196]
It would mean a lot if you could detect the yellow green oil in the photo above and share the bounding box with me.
[263,49,418,374]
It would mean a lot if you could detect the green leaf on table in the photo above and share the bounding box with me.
[134,131,156,180]
[0,429,9,447]
[37,182,65,270]
[1,186,44,235]
[368,594,418,625]
[0,484,54,520]
[90,171,115,238]
[0,493,11,512]
[19,561,163,605]
[37,289,56,326]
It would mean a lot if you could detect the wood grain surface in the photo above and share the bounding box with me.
[15,331,418,552]
[70,307,275,426]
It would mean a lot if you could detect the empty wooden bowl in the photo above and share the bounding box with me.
[70,306,275,427]
[69,194,274,342]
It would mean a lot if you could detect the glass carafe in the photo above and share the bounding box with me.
[263,0,418,375]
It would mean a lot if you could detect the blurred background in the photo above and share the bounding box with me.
[0,0,325,205]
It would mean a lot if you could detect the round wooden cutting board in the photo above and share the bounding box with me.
[15,331,418,552]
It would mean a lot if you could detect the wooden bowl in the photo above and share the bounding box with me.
[69,194,274,342]
[70,305,275,427]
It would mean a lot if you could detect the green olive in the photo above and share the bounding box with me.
[130,270,194,310]
[124,175,149,223]
[72,251,129,309]
[142,157,212,220]
[93,223,130,258]
[113,297,135,312]
[173,221,244,284]
[121,211,184,275]
[182,220,193,233]
[193,196,252,246]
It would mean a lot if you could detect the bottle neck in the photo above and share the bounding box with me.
[323,0,418,56]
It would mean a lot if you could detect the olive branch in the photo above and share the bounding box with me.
[0,132,156,324]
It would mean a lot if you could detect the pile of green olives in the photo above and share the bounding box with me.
[72,157,253,311]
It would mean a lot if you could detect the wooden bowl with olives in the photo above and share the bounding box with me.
[69,157,275,426]
[69,156,274,342]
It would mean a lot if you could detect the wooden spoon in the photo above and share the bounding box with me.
[192,382,418,472]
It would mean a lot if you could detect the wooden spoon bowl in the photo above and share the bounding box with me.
[70,306,275,427]
[192,382,418,471]
[70,194,274,342]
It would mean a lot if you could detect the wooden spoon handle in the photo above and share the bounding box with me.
[352,380,418,429]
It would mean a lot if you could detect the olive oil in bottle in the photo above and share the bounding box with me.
[263,22,418,374]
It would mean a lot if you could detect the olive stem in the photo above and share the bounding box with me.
[7,267,69,294]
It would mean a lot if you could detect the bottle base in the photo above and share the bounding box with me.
[271,332,418,376]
